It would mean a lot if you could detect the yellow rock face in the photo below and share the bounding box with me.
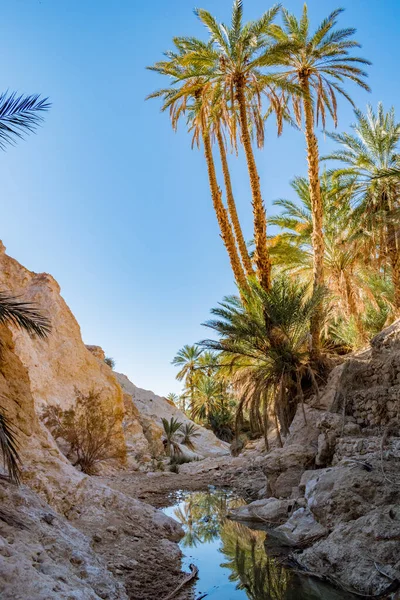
[0,241,127,465]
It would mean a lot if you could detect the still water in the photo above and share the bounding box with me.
[163,488,353,600]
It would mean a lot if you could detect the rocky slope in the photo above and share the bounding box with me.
[229,320,400,597]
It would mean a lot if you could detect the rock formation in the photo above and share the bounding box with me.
[230,320,400,597]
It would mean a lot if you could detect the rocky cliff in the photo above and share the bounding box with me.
[229,320,400,597]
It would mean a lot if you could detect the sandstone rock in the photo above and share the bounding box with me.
[86,345,106,362]
[304,462,399,527]
[0,255,185,600]
[273,467,304,498]
[262,443,316,474]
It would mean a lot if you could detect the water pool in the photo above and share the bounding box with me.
[163,488,355,600]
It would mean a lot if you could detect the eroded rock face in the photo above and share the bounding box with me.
[0,242,127,461]
[246,321,400,596]
[116,372,230,459]
[0,480,128,600]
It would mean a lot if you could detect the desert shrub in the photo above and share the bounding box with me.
[104,356,115,369]
[42,388,125,474]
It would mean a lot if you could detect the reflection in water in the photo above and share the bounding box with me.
[165,489,351,600]
[221,519,289,599]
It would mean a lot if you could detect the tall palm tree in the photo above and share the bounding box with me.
[196,350,220,377]
[172,344,203,414]
[201,277,323,440]
[0,291,51,483]
[216,120,254,278]
[147,50,248,291]
[189,2,294,292]
[271,5,370,352]
[325,103,400,310]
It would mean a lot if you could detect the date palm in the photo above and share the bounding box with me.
[271,5,370,352]
[201,277,324,440]
[147,50,248,291]
[179,423,200,451]
[326,103,400,310]
[190,1,296,292]
[0,291,51,483]
[215,115,254,278]
[161,417,183,458]
[192,376,224,424]
[172,344,203,414]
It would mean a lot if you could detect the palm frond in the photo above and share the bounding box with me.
[0,407,21,484]
[0,291,51,338]
[0,92,50,151]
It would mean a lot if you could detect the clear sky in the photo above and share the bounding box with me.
[1,0,399,395]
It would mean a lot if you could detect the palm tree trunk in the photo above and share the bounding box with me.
[386,221,400,311]
[202,129,248,291]
[235,80,272,292]
[343,272,367,341]
[216,127,254,278]
[300,76,325,356]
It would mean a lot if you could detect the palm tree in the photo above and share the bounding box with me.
[269,175,370,342]
[0,91,50,151]
[161,417,183,458]
[166,392,185,412]
[325,103,400,310]
[196,350,220,377]
[0,291,51,482]
[271,5,370,352]
[179,423,200,451]
[172,344,203,414]
[192,376,224,424]
[191,2,291,292]
[147,50,248,291]
[214,112,254,278]
[201,277,324,441]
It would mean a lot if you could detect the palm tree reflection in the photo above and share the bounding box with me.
[173,490,289,599]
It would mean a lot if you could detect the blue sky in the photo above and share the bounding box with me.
[1,0,399,395]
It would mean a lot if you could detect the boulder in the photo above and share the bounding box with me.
[0,480,127,600]
[267,507,327,547]
[229,498,292,524]
[304,462,398,527]
[298,506,400,596]
[273,467,304,498]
